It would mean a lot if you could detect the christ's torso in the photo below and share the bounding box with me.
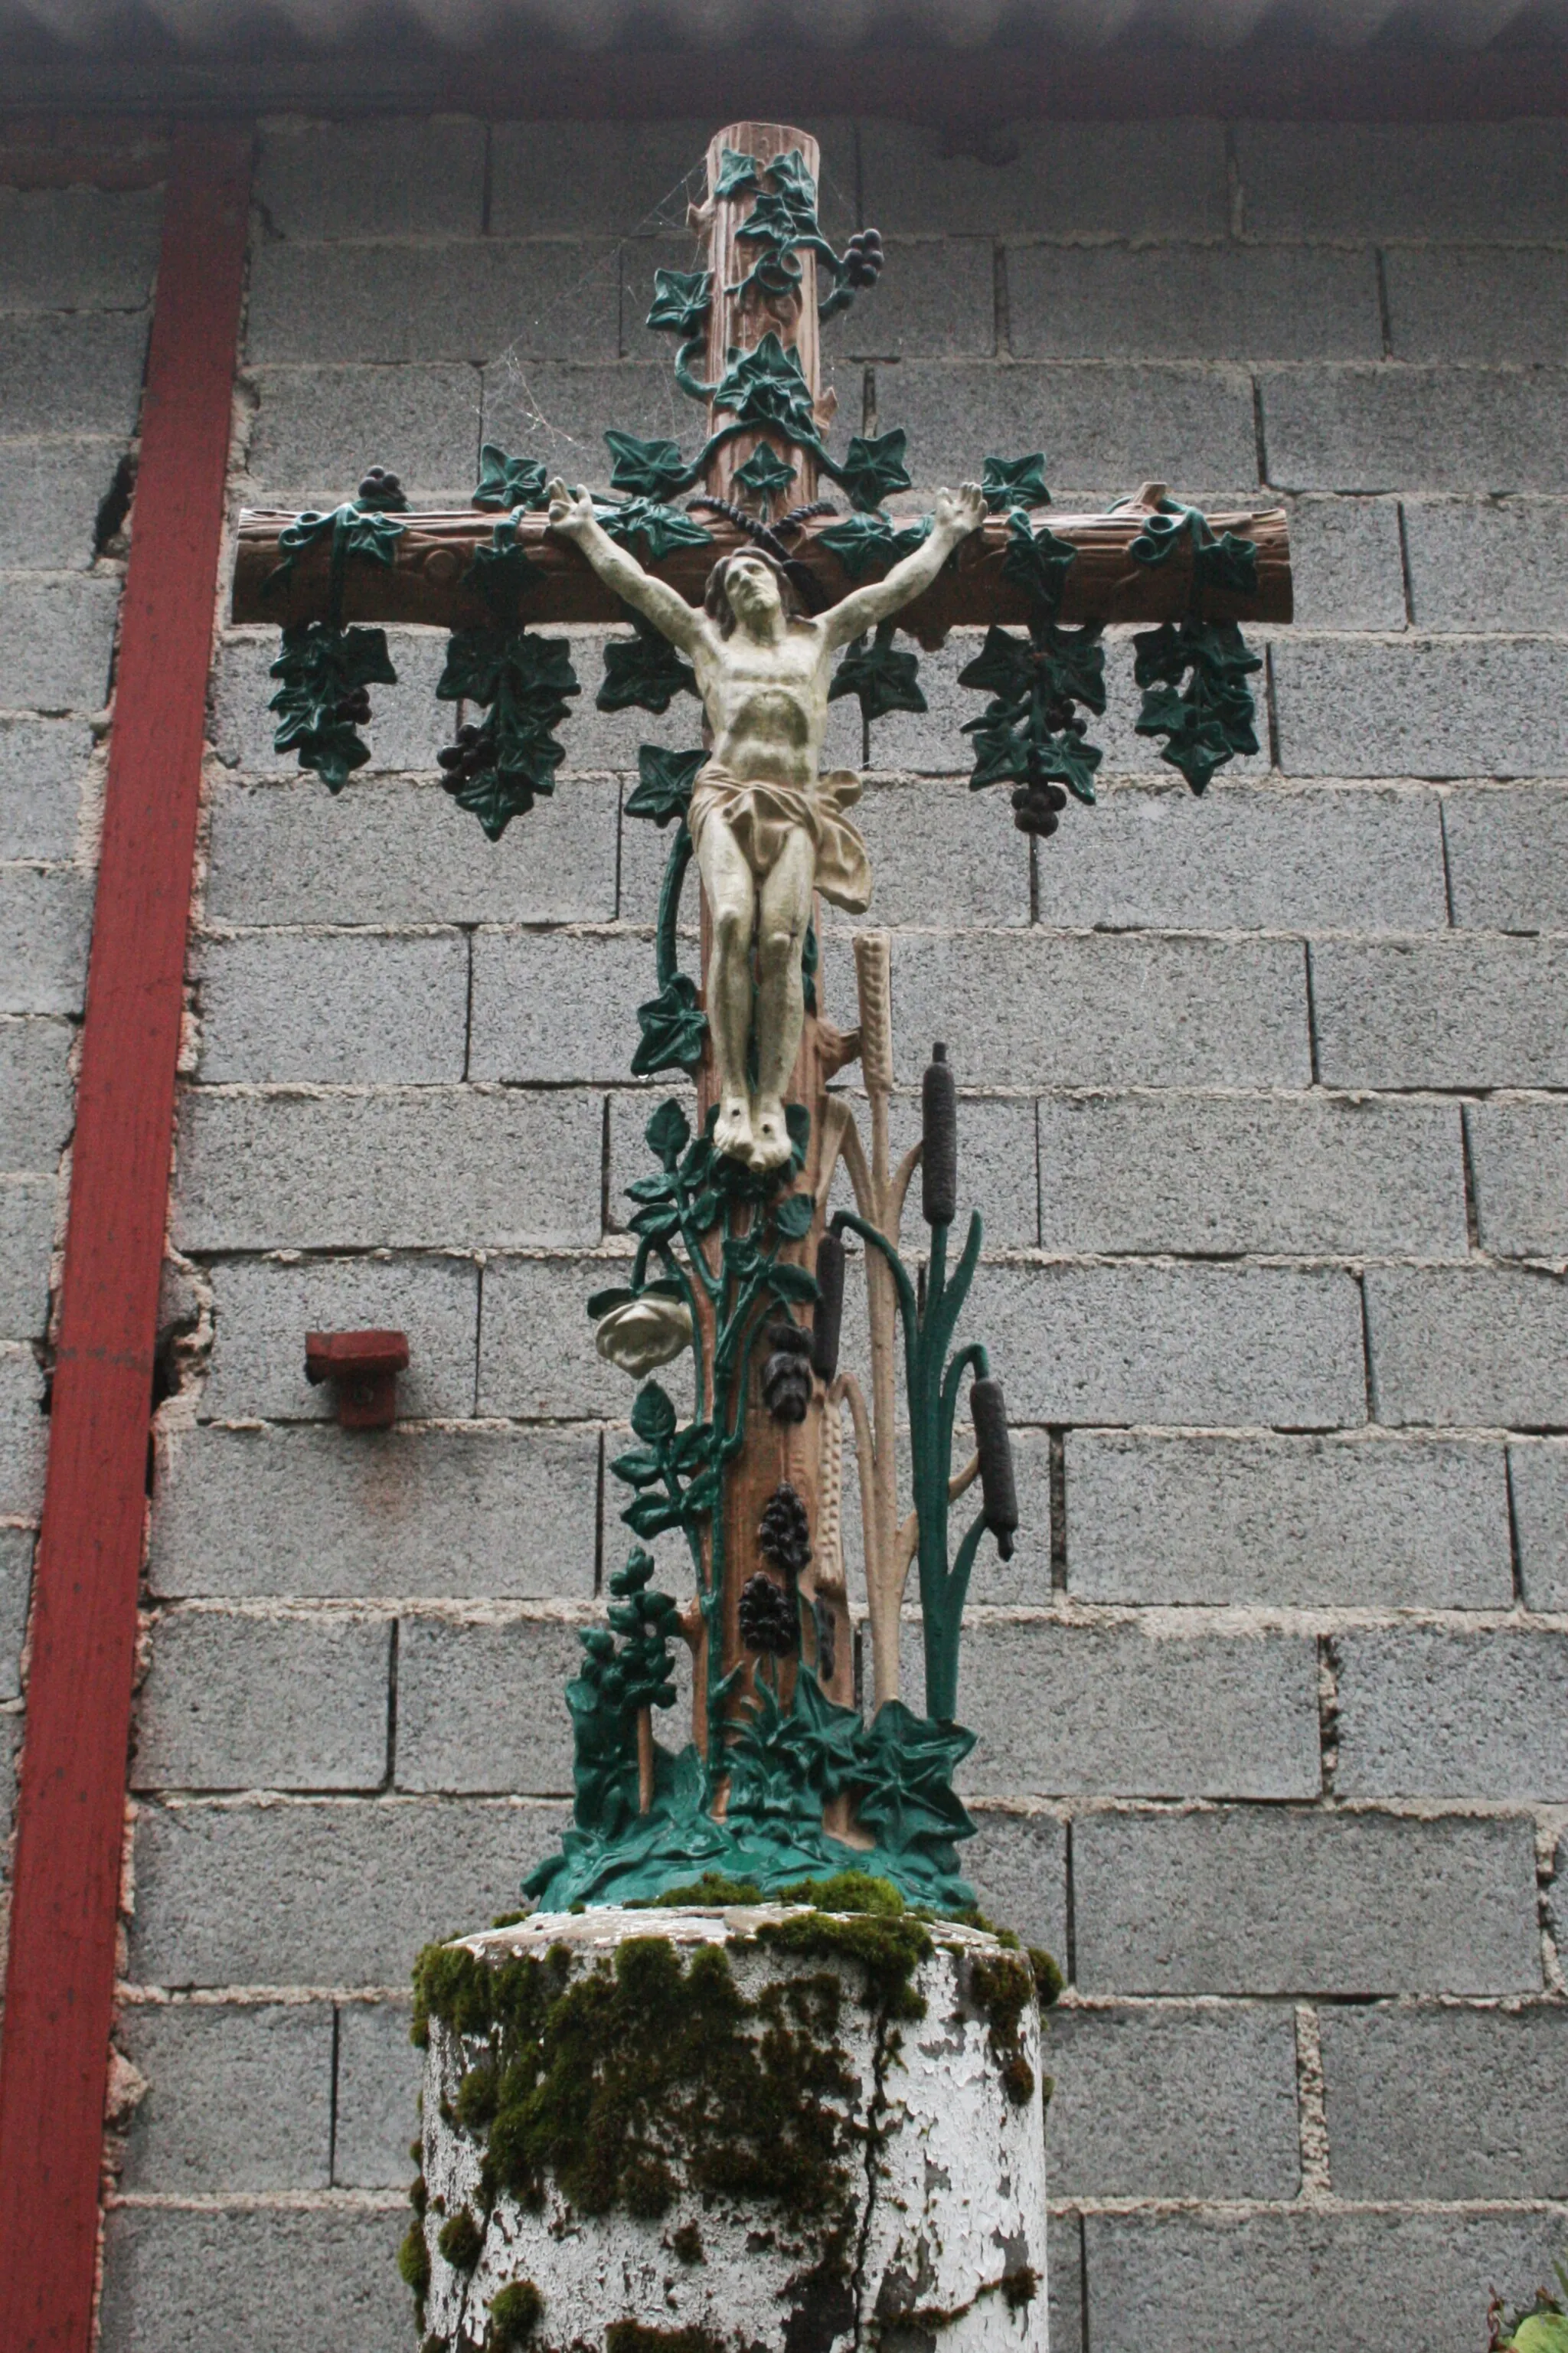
[694,622,829,789]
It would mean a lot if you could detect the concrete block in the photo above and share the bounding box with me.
[1313,937,1568,1088]
[1048,2215,1083,2353]
[822,1090,1040,1250]
[1030,782,1445,933]
[1047,2002,1300,2198]
[0,312,148,437]
[838,239,995,360]
[0,1018,73,1172]
[859,119,1229,239]
[100,2204,407,2353]
[0,1526,32,1701]
[1367,1267,1568,1429]
[1321,2001,1568,2198]
[960,1809,1067,1957]
[0,1342,47,1518]
[396,1615,580,1794]
[1467,1103,1568,1258]
[817,932,1308,1088]
[201,1253,478,1423]
[128,1793,570,1987]
[816,779,1031,931]
[256,116,486,237]
[1335,1629,1568,1799]
[952,1619,1319,1799]
[0,185,161,311]
[1279,636,1568,780]
[0,716,90,861]
[1509,1440,1568,1610]
[1067,1431,1511,1609]
[480,362,681,496]
[981,1260,1365,1429]
[1407,503,1568,633]
[1444,784,1568,929]
[1073,1808,1542,1995]
[475,1253,640,1420]
[132,1607,392,1792]
[212,626,452,779]
[1387,247,1568,366]
[149,1423,599,1601]
[1262,364,1568,495]
[117,1999,332,2191]
[1037,1093,1465,1257]
[205,775,620,926]
[1235,119,1568,240]
[175,1087,603,1251]
[248,240,620,366]
[1287,496,1408,632]
[0,1173,54,1338]
[1083,2209,1568,2353]
[0,574,120,711]
[246,363,482,507]
[333,1998,419,2188]
[469,930,651,1083]
[0,868,91,1015]
[492,118,858,238]
[884,361,1259,499]
[1011,243,1380,363]
[194,930,469,1085]
[0,439,113,570]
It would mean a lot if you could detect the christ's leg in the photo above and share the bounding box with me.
[693,813,758,1162]
[752,826,816,1172]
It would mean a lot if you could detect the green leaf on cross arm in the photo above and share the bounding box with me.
[981,453,1050,513]
[1001,511,1077,614]
[828,630,927,723]
[626,744,704,827]
[1194,530,1259,599]
[766,146,818,211]
[594,497,714,565]
[835,429,913,514]
[605,432,692,502]
[711,333,819,446]
[645,1097,692,1165]
[733,444,798,505]
[463,518,543,625]
[472,445,548,512]
[646,267,713,338]
[1127,504,1192,566]
[818,512,897,580]
[710,147,760,200]
[632,972,708,1075]
[599,623,698,714]
[631,1381,678,1442]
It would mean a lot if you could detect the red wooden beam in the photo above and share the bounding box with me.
[0,122,250,2353]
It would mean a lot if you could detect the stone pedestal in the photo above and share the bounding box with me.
[408,1904,1049,2353]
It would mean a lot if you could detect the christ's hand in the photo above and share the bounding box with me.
[933,482,987,540]
[545,479,596,538]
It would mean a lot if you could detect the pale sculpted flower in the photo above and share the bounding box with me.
[594,1293,694,1377]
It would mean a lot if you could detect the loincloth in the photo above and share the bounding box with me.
[688,760,872,915]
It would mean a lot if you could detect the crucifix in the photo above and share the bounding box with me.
[236,119,1292,1913]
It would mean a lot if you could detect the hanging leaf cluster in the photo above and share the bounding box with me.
[269,622,397,793]
[435,630,580,840]
[725,145,838,306]
[566,1544,683,1838]
[599,614,698,714]
[1128,495,1263,792]
[959,502,1106,836]
[830,619,927,724]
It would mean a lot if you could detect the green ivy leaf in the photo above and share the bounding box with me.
[626,745,704,827]
[472,445,548,512]
[632,972,708,1076]
[836,428,913,515]
[594,498,714,565]
[1195,530,1259,599]
[956,624,1033,703]
[609,1446,667,1490]
[1001,511,1077,615]
[599,623,697,714]
[733,443,798,508]
[828,629,926,723]
[711,332,818,446]
[631,1382,677,1443]
[962,713,1030,790]
[710,148,760,200]
[766,146,817,211]
[773,1192,815,1240]
[604,432,692,503]
[463,517,543,625]
[981,453,1050,513]
[817,511,929,581]
[269,622,398,793]
[645,1097,692,1164]
[646,267,713,338]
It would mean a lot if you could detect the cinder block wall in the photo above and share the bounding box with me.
[0,180,162,2031]
[108,113,1568,2350]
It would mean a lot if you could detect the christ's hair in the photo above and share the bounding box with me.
[704,549,803,636]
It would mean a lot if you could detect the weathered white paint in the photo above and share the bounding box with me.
[418,1905,1049,2352]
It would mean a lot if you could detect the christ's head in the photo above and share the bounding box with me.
[704,547,800,638]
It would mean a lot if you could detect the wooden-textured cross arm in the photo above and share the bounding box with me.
[232,502,1292,641]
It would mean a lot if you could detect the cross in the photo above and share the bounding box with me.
[233,120,1294,1910]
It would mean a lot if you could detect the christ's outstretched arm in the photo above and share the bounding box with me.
[819,482,987,651]
[546,479,706,657]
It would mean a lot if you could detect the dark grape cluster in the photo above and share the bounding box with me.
[437,721,492,786]
[841,227,885,290]
[738,1572,798,1658]
[760,1322,812,1423]
[356,466,407,512]
[332,685,373,727]
[758,1481,812,1579]
[1010,779,1068,837]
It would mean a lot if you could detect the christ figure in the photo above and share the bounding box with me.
[546,477,987,1169]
